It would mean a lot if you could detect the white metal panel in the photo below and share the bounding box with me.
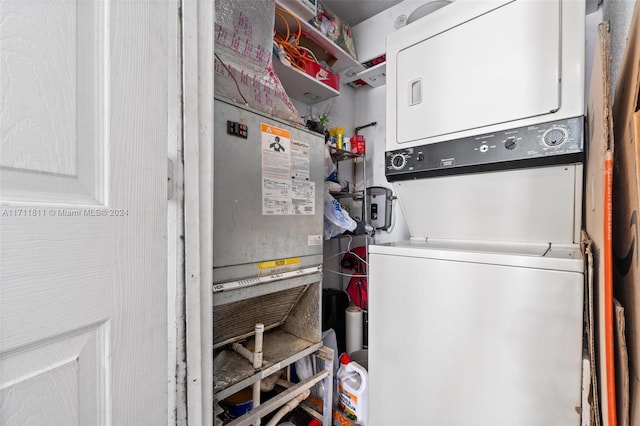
[397,0,560,143]
[393,164,582,243]
[386,0,586,151]
[213,100,324,275]
[0,0,169,424]
[368,250,584,425]
[395,0,560,143]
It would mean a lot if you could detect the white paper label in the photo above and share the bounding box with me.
[291,140,311,180]
[261,123,315,216]
[292,180,315,215]
[308,235,322,246]
[262,177,291,215]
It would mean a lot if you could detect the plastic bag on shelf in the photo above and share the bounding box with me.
[215,0,302,124]
[324,191,357,239]
[324,144,338,181]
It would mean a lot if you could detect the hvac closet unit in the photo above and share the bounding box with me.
[212,1,375,423]
[213,99,333,425]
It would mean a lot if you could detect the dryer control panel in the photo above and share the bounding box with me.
[385,117,583,181]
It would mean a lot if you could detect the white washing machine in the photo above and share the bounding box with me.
[368,239,584,425]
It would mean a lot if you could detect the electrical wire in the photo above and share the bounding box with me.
[298,46,319,64]
[214,52,248,105]
[273,6,321,73]
[274,12,291,42]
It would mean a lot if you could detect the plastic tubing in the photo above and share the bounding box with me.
[264,389,311,426]
[231,342,255,364]
[252,324,264,426]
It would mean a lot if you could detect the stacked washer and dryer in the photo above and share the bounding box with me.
[369,0,588,424]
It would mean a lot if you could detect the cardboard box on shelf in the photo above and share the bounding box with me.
[612,2,640,425]
[303,59,339,90]
[298,33,340,90]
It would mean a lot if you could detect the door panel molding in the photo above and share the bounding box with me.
[0,322,110,426]
[0,0,107,206]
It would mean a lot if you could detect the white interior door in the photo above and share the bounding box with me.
[0,1,169,424]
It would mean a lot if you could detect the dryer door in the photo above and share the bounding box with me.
[395,0,561,144]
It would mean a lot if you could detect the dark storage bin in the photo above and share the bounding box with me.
[322,289,349,355]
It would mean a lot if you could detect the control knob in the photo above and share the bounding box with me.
[505,138,517,150]
[543,127,568,147]
[390,153,407,170]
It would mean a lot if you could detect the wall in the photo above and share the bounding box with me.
[353,85,410,244]
[290,82,356,134]
[294,83,358,290]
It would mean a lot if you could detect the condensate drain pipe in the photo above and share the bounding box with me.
[230,323,264,367]
[252,323,264,426]
[230,323,265,426]
[231,342,255,363]
[253,323,264,368]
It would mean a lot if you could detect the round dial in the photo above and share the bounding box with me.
[543,127,568,147]
[390,153,407,170]
[505,138,517,150]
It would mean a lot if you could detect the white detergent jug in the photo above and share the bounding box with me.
[337,353,368,425]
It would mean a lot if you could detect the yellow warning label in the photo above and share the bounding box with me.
[258,257,300,276]
[258,257,300,269]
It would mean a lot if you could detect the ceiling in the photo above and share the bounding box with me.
[322,0,404,26]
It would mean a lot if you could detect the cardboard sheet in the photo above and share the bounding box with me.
[614,298,630,426]
[584,22,616,426]
[612,2,640,425]
[583,234,601,426]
